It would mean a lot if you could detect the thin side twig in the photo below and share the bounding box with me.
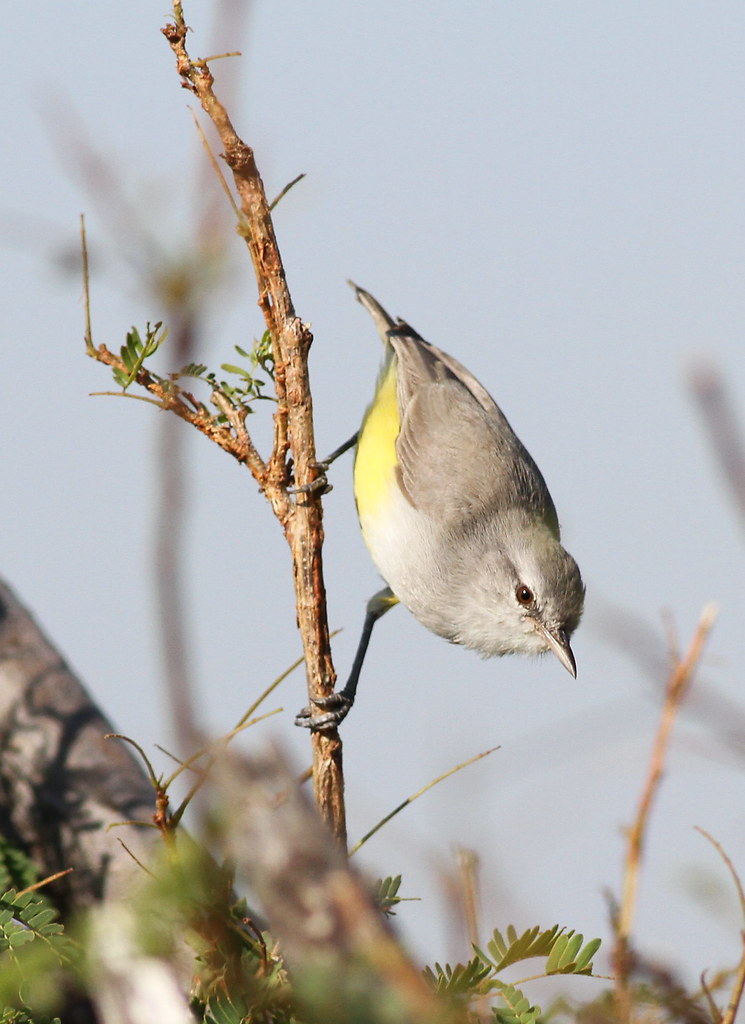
[79,232,262,475]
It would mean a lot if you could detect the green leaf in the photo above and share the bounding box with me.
[179,362,209,378]
[220,363,250,377]
[423,957,490,997]
[374,875,403,915]
[545,932,601,975]
[117,321,167,390]
[492,981,541,1024]
[25,907,57,930]
[573,936,602,972]
[0,1010,62,1024]
[7,926,35,949]
[0,840,39,894]
[168,335,275,422]
[0,887,75,965]
[204,994,249,1024]
[484,924,562,971]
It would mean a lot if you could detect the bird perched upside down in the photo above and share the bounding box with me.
[297,284,585,731]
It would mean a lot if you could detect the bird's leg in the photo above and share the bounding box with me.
[295,586,398,731]
[288,430,359,495]
[319,431,360,468]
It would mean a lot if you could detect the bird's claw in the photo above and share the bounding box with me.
[288,433,358,496]
[294,692,353,732]
[287,459,333,496]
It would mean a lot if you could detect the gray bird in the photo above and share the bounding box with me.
[297,284,585,730]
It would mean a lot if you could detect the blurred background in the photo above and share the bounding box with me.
[3,0,745,994]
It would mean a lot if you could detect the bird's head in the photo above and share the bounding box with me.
[449,517,585,676]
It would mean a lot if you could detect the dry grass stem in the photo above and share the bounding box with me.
[349,747,498,855]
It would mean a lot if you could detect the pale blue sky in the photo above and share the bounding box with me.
[4,0,745,990]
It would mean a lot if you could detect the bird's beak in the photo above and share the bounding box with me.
[531,620,577,678]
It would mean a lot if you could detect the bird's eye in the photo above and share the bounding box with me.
[516,585,534,606]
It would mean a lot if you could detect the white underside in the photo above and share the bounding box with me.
[358,480,554,659]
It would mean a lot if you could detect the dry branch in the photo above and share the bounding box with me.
[157,2,345,843]
[613,604,717,1020]
[75,0,349,844]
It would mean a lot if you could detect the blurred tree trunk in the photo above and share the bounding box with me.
[0,578,158,917]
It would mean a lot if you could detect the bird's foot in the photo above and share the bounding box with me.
[294,691,353,732]
[286,458,333,497]
[288,432,359,495]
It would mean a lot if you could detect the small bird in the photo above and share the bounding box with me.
[297,284,585,731]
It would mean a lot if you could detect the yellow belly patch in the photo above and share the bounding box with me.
[354,355,400,523]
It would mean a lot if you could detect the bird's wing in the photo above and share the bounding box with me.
[391,326,559,533]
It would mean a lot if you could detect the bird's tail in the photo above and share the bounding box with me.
[348,280,396,346]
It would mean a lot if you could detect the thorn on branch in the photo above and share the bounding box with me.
[269,173,307,212]
[193,52,242,67]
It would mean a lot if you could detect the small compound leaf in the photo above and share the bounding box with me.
[374,875,403,915]
[573,936,602,973]
[486,924,562,972]
[423,958,490,997]
[492,981,541,1024]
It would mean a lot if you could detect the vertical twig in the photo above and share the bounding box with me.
[162,2,345,842]
[613,603,717,1020]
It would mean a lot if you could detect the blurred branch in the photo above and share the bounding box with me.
[629,955,713,1024]
[154,323,201,759]
[597,594,745,767]
[689,362,745,530]
[214,742,457,1024]
[613,603,717,1021]
[88,904,194,1024]
[722,937,745,1024]
[695,828,745,1024]
[0,579,159,918]
[456,847,481,951]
